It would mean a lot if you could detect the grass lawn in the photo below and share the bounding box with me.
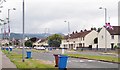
[65,54,120,63]
[2,50,57,70]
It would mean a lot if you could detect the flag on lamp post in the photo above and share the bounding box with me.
[104,23,114,30]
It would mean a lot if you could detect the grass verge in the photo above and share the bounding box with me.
[65,54,120,63]
[2,50,57,70]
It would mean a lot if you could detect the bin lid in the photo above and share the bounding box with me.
[59,55,68,58]
[26,51,31,52]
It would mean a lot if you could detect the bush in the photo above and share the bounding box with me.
[114,45,120,49]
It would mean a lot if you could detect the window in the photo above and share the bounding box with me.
[102,35,104,39]
[64,45,66,47]
[83,37,84,41]
[73,41,75,43]
[83,43,85,47]
[111,35,114,39]
[81,38,82,41]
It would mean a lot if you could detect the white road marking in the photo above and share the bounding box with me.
[68,59,99,63]
[80,60,85,62]
[88,60,95,62]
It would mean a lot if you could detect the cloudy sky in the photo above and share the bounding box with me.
[0,0,119,35]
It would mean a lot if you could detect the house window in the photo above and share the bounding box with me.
[102,35,104,39]
[67,40,69,42]
[83,43,85,47]
[83,37,84,41]
[64,45,66,47]
[111,35,114,39]
[79,43,82,47]
[73,41,75,43]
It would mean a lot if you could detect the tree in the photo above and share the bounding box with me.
[97,28,102,32]
[48,34,63,47]
[25,40,32,47]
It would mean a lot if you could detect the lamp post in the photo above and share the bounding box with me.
[7,8,16,42]
[99,7,107,52]
[64,21,70,37]
[22,0,25,62]
[64,21,70,52]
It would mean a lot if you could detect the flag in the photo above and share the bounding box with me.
[104,23,114,30]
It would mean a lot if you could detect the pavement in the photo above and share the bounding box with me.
[0,48,17,69]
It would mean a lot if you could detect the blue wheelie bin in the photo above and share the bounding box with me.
[10,48,12,51]
[58,55,68,70]
[6,48,9,51]
[26,51,32,59]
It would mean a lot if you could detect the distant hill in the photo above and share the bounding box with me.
[0,33,64,40]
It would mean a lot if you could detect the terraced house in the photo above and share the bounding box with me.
[60,29,98,50]
[98,26,120,50]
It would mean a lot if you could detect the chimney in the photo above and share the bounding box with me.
[75,31,78,33]
[91,28,93,30]
[72,31,74,34]
[84,29,87,31]
[80,30,83,32]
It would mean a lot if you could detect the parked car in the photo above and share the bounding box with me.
[9,46,15,49]
[34,46,38,49]
[19,46,23,49]
[36,47,45,50]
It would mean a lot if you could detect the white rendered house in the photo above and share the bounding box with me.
[98,26,120,50]
[60,29,98,50]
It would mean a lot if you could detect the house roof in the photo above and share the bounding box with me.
[38,38,47,43]
[107,26,120,35]
[64,30,92,39]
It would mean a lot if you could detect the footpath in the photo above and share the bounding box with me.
[0,49,17,70]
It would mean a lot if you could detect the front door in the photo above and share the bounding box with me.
[111,43,114,50]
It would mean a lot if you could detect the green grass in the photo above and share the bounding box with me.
[65,54,120,63]
[2,50,57,70]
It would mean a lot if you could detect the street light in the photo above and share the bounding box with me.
[99,7,107,52]
[99,7,107,24]
[8,8,16,23]
[22,0,25,62]
[64,21,71,52]
[7,8,16,51]
[64,21,70,37]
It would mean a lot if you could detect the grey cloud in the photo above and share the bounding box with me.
[1,0,119,34]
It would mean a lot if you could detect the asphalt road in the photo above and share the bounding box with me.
[51,49,118,57]
[12,49,119,68]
